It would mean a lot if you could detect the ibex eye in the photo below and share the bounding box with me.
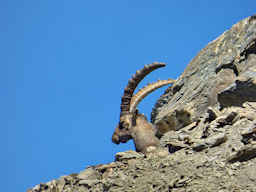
[119,122,125,129]
[119,121,129,129]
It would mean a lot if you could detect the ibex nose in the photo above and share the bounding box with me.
[112,133,120,144]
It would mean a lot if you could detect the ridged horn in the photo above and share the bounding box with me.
[120,62,166,116]
[129,79,175,114]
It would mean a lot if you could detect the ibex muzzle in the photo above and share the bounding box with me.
[112,62,175,153]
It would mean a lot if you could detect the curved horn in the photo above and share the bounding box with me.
[120,62,166,116]
[129,79,175,114]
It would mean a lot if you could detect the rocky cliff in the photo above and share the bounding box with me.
[28,15,256,192]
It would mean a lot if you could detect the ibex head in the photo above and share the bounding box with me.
[112,114,134,144]
[112,62,175,153]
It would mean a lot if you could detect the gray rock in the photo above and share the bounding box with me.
[77,167,100,180]
[152,15,256,136]
[115,150,145,161]
[78,179,99,186]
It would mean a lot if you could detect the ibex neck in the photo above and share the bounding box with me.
[132,117,160,153]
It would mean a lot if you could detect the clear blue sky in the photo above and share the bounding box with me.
[3,1,254,191]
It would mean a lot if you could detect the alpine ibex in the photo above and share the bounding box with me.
[112,62,175,154]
